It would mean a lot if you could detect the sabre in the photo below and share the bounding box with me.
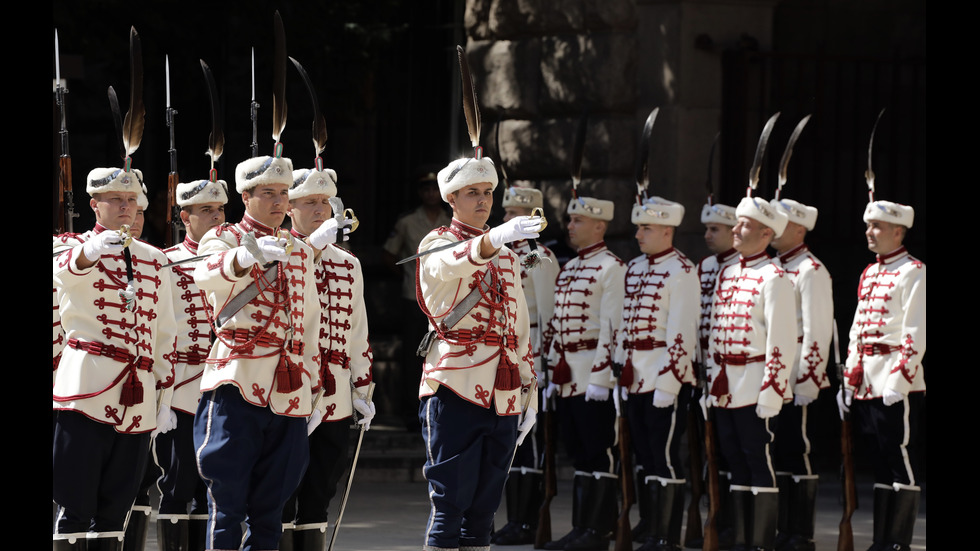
[327,382,376,551]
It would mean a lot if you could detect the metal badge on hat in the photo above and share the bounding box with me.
[743,112,780,219]
[773,114,811,219]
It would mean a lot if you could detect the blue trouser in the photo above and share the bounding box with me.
[282,417,352,525]
[156,410,207,514]
[626,385,691,480]
[772,402,813,475]
[714,405,779,488]
[194,385,310,551]
[852,393,923,486]
[52,410,152,533]
[555,393,616,473]
[420,386,519,549]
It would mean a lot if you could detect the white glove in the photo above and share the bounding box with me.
[882,388,904,406]
[545,382,561,400]
[81,230,125,262]
[836,388,852,420]
[620,387,629,402]
[307,408,323,435]
[353,398,376,431]
[487,216,544,249]
[236,235,290,268]
[309,218,352,249]
[516,408,537,446]
[794,393,816,407]
[584,384,610,402]
[756,403,780,419]
[652,389,677,408]
[152,405,177,437]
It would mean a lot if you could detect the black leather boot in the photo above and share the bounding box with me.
[294,525,329,551]
[772,474,792,550]
[187,514,207,551]
[493,472,523,544]
[638,478,685,551]
[564,473,617,551]
[881,485,920,551]
[156,516,189,551]
[543,473,588,550]
[633,467,651,543]
[743,489,778,551]
[279,524,295,551]
[122,506,150,551]
[88,535,124,551]
[53,534,88,551]
[777,477,817,551]
[729,486,748,551]
[867,484,893,551]
[496,469,542,545]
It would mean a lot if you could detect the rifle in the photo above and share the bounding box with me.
[834,320,856,551]
[612,349,635,551]
[698,344,720,551]
[165,55,181,247]
[54,29,77,234]
[684,375,705,546]
[534,347,556,549]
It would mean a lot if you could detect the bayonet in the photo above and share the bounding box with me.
[746,112,780,197]
[774,114,811,200]
[54,29,78,233]
[165,54,182,246]
[865,108,886,203]
[250,47,260,158]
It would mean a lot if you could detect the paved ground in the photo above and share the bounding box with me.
[135,470,925,550]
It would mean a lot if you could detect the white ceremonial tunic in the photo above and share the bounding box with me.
[53,233,88,384]
[547,241,626,397]
[697,248,739,371]
[706,251,798,411]
[53,226,178,433]
[416,219,538,416]
[773,244,833,402]
[293,230,374,421]
[844,246,926,400]
[509,238,560,378]
[163,237,212,415]
[193,215,321,417]
[614,248,700,396]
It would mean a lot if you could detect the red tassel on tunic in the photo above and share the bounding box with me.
[120,368,144,407]
[620,355,634,388]
[551,354,572,385]
[275,354,304,393]
[495,354,521,391]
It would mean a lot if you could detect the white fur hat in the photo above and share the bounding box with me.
[437,157,498,202]
[501,186,543,209]
[235,156,293,193]
[567,196,614,221]
[863,200,914,228]
[631,196,684,226]
[289,168,338,200]
[176,179,229,208]
[136,186,149,210]
[700,202,737,226]
[86,167,146,198]
[770,197,818,231]
[736,196,789,238]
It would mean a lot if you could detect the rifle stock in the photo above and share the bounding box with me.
[535,403,556,548]
[614,402,634,551]
[834,319,856,551]
[57,156,74,234]
[167,171,180,246]
[702,414,720,551]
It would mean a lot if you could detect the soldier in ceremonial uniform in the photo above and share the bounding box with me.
[415,152,542,551]
[492,186,560,546]
[704,196,796,551]
[544,195,626,551]
[280,165,375,551]
[768,197,832,551]
[53,167,178,551]
[838,200,924,551]
[614,196,699,551]
[192,154,324,551]
[155,177,228,551]
[690,199,740,549]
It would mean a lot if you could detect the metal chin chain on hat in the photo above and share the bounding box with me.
[106,27,145,311]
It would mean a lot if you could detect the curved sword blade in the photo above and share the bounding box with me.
[747,112,780,196]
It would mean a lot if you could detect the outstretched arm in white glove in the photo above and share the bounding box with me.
[486,215,545,249]
[309,218,353,250]
[235,235,290,274]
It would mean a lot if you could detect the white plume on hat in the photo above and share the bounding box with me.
[863,200,914,228]
[736,196,789,238]
[289,168,338,200]
[700,202,737,226]
[502,186,543,209]
[632,196,684,226]
[770,197,817,231]
[86,167,146,198]
[567,196,614,222]
[437,157,498,202]
[176,179,230,208]
[235,156,293,193]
